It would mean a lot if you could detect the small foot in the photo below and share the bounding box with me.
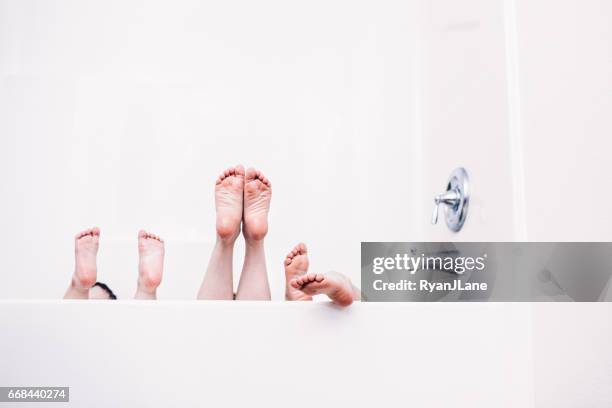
[284,243,311,301]
[215,165,245,242]
[137,230,165,295]
[243,167,271,241]
[73,227,100,290]
[289,271,355,307]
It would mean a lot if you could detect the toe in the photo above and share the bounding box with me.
[138,230,148,239]
[92,227,100,236]
[245,167,257,181]
[235,164,245,176]
[78,227,95,238]
[315,274,325,282]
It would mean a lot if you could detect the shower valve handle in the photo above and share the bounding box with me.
[431,190,461,224]
[430,168,470,232]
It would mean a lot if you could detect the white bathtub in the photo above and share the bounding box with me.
[1,301,610,407]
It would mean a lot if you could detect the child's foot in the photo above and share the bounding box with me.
[284,243,312,301]
[243,168,271,241]
[289,271,355,306]
[215,165,245,242]
[73,227,100,290]
[137,230,164,292]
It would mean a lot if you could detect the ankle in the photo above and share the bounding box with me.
[72,273,95,291]
[137,273,161,291]
[135,286,157,300]
[137,280,159,295]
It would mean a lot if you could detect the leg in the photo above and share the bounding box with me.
[134,230,165,300]
[197,165,244,300]
[236,240,270,300]
[64,227,100,299]
[235,168,272,300]
[284,243,312,301]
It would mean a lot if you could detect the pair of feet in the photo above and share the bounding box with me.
[73,227,164,297]
[284,243,356,307]
[216,165,271,243]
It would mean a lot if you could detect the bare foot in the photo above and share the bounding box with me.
[289,271,355,306]
[73,227,100,290]
[284,243,312,301]
[243,168,271,241]
[215,165,245,242]
[137,230,164,293]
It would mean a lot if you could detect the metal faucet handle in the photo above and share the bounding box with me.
[432,202,441,224]
[430,168,470,232]
[431,190,461,224]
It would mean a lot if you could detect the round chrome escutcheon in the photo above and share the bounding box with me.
[444,168,470,232]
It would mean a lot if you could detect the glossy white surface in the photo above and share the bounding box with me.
[0,301,535,407]
[515,0,612,240]
[532,303,612,407]
[2,301,610,407]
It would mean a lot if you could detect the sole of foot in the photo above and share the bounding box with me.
[74,227,100,290]
[284,243,312,301]
[138,230,165,290]
[243,167,271,241]
[215,165,245,242]
[290,271,354,307]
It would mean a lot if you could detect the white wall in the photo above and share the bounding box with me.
[514,0,612,240]
[419,0,518,241]
[0,0,423,299]
[417,0,612,242]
